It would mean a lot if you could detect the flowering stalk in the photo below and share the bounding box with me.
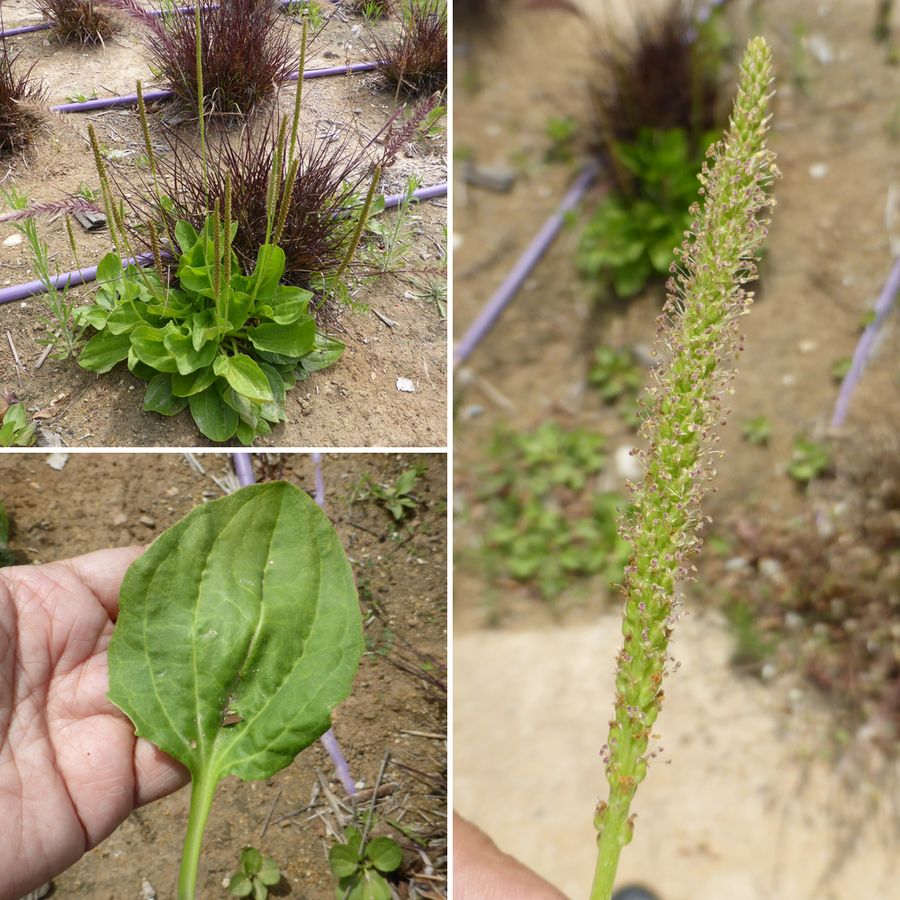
[590,37,778,899]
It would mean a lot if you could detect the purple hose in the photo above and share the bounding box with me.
[231,451,357,798]
[50,61,381,113]
[0,0,299,39]
[0,184,446,305]
[830,256,900,429]
[454,160,601,368]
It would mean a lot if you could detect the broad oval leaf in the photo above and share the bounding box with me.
[213,354,274,403]
[143,373,189,416]
[246,319,315,359]
[366,837,403,873]
[107,482,363,783]
[79,330,131,373]
[188,383,239,442]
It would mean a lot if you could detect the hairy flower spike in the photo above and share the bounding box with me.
[590,38,778,900]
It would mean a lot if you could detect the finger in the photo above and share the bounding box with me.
[59,546,146,617]
[133,738,191,808]
[453,814,567,899]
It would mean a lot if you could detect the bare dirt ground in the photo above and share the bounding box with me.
[454,0,900,896]
[0,1,447,448]
[0,451,447,898]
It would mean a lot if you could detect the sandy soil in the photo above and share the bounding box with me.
[453,0,900,896]
[0,451,447,898]
[0,2,447,448]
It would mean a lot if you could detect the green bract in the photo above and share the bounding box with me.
[107,482,364,898]
[75,217,344,444]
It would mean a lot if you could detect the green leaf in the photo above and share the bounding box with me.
[360,870,391,900]
[329,845,361,879]
[298,335,345,376]
[164,327,219,375]
[366,837,403,873]
[188,384,239,442]
[241,847,262,876]
[175,220,199,254]
[257,858,281,886]
[246,319,315,358]
[106,479,363,785]
[257,362,286,423]
[171,366,218,398]
[251,881,267,900]
[248,244,287,302]
[256,284,312,324]
[213,355,274,403]
[79,330,131,373]
[74,305,110,330]
[229,873,253,897]
[130,325,180,374]
[96,251,123,286]
[143,373,189,416]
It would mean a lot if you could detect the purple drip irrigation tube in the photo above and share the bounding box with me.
[830,256,900,429]
[231,451,357,798]
[0,0,300,39]
[50,61,382,113]
[0,183,446,306]
[454,160,601,369]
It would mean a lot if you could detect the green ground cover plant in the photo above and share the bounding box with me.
[108,482,363,900]
[228,847,282,899]
[0,400,36,447]
[590,37,777,897]
[329,826,403,899]
[478,422,629,603]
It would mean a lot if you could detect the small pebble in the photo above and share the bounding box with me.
[396,377,415,393]
[809,162,829,179]
[139,515,156,527]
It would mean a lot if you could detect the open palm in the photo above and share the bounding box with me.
[0,548,188,900]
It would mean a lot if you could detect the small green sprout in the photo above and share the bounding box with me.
[831,356,852,382]
[357,466,424,520]
[741,415,771,446]
[588,346,642,404]
[787,436,830,485]
[329,826,403,900]
[228,847,281,899]
[0,401,36,448]
[544,115,578,162]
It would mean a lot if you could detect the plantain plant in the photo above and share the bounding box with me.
[108,482,363,900]
[76,12,378,443]
[590,37,778,898]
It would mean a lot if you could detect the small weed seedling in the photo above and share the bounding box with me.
[0,399,35,448]
[788,436,831,485]
[365,174,422,274]
[831,356,852,382]
[2,189,86,360]
[589,39,777,896]
[107,483,363,899]
[742,415,772,446]
[329,825,403,900]
[228,847,281,899]
[544,115,578,163]
[356,465,424,521]
[588,346,642,405]
[480,422,629,602]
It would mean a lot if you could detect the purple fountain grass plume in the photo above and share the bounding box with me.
[0,197,102,224]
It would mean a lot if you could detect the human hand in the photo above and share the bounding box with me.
[0,548,189,900]
[453,813,567,899]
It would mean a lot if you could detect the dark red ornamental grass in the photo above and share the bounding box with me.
[35,0,115,45]
[345,0,393,17]
[141,0,297,116]
[374,0,447,95]
[0,41,44,155]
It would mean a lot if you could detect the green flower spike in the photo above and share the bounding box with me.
[590,37,779,900]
